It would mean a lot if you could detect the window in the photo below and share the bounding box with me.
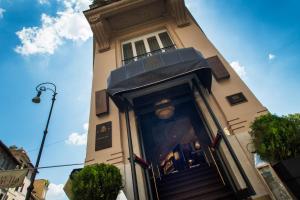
[159,32,174,49]
[122,30,175,64]
[134,40,147,58]
[122,43,134,64]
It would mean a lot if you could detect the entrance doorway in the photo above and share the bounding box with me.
[134,84,235,199]
[135,84,211,174]
[138,97,210,175]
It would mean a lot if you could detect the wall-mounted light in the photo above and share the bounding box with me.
[155,99,175,119]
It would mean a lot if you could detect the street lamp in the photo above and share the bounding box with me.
[25,82,57,200]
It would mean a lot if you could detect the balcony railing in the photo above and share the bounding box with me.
[122,45,176,65]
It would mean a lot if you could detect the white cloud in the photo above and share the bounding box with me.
[83,122,89,131]
[15,0,92,55]
[0,8,6,18]
[62,0,91,11]
[230,61,247,78]
[185,1,191,8]
[185,0,196,9]
[66,132,87,145]
[38,0,49,4]
[46,183,66,200]
[66,122,88,146]
[268,53,276,60]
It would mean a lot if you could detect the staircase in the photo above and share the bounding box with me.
[157,164,235,200]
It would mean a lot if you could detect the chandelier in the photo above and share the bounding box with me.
[155,99,175,119]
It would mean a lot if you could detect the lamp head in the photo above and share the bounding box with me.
[32,91,42,104]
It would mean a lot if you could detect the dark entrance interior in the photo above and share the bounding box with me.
[134,84,235,199]
[135,84,211,174]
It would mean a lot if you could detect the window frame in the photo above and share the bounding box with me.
[121,30,175,64]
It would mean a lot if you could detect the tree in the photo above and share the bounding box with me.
[71,163,122,200]
[250,113,300,163]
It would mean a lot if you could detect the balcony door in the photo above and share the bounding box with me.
[122,30,175,64]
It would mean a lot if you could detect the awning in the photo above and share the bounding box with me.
[107,48,212,111]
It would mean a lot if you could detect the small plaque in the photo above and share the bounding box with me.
[226,92,247,106]
[95,122,112,151]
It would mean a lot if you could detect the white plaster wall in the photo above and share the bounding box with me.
[6,176,31,200]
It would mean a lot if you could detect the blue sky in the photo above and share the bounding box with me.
[0,0,299,199]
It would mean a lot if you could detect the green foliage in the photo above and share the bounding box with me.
[9,145,18,150]
[44,179,50,187]
[71,163,122,200]
[250,113,300,163]
[92,0,109,5]
[92,0,118,6]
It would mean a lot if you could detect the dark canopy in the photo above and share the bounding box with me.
[107,47,212,111]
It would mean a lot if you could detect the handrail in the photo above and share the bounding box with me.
[210,132,222,149]
[150,163,160,200]
[122,45,176,64]
[193,79,255,198]
[133,154,150,169]
[133,156,160,200]
[124,107,139,200]
[209,141,239,194]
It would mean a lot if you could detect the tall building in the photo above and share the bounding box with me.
[83,0,273,199]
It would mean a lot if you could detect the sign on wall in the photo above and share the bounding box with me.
[95,121,112,151]
[0,169,28,189]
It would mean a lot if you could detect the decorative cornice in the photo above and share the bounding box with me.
[84,0,190,52]
[167,0,190,27]
[90,19,111,52]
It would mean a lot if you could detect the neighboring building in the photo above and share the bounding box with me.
[63,168,81,200]
[5,147,34,200]
[0,141,20,200]
[31,179,49,200]
[83,0,275,199]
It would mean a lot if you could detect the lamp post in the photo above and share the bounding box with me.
[25,82,57,200]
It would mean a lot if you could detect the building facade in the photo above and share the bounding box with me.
[32,179,49,200]
[5,147,34,200]
[0,141,20,200]
[83,0,273,199]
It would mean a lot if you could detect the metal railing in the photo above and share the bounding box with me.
[133,154,159,200]
[122,45,176,65]
[193,79,255,199]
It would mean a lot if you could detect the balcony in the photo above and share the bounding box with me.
[107,47,212,111]
[123,45,176,65]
